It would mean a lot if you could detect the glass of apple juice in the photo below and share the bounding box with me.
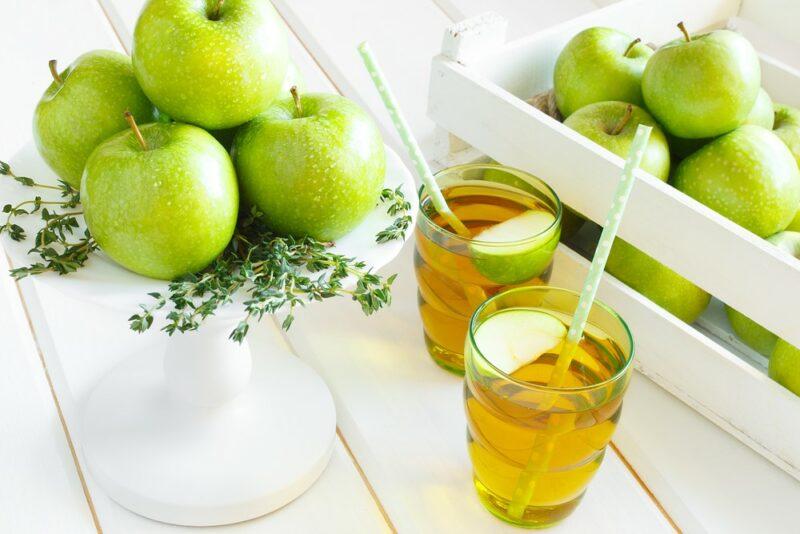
[464,286,634,528]
[414,163,562,374]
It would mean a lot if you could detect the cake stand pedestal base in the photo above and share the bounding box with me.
[81,321,336,526]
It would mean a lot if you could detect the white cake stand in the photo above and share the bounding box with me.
[1,141,416,526]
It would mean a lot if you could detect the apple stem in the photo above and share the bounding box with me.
[677,21,691,42]
[290,85,303,118]
[48,59,63,85]
[623,38,641,57]
[124,111,148,151]
[610,104,634,136]
[209,0,224,20]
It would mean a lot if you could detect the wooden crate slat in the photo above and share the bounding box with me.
[616,373,800,533]
[432,0,599,40]
[551,245,800,480]
[428,56,800,349]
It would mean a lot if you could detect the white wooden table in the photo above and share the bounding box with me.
[2,1,799,532]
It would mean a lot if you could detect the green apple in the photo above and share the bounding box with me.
[606,238,710,323]
[726,306,776,356]
[470,209,560,285]
[667,88,774,160]
[745,88,774,129]
[209,60,306,150]
[642,24,760,138]
[33,51,153,188]
[725,231,800,356]
[82,117,238,280]
[673,125,800,237]
[474,309,566,375]
[554,27,653,118]
[132,0,288,129]
[788,211,800,232]
[564,101,670,180]
[780,104,800,231]
[773,103,800,167]
[666,134,707,161]
[232,91,385,241]
[209,126,238,151]
[560,208,586,240]
[770,339,800,395]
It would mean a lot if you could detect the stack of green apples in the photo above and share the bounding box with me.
[32,0,386,281]
[552,24,800,394]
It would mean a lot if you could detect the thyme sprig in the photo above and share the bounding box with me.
[130,206,397,342]
[0,161,96,278]
[375,185,412,243]
[2,163,398,342]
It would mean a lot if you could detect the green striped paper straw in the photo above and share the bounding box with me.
[548,123,652,387]
[357,41,471,237]
[506,123,652,520]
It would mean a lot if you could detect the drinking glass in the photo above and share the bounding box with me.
[464,286,634,528]
[414,164,562,374]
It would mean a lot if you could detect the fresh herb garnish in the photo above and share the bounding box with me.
[131,206,397,342]
[1,162,397,342]
[0,161,97,278]
[375,185,412,243]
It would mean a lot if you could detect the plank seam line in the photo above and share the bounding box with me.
[271,316,398,533]
[610,440,681,533]
[428,0,460,22]
[272,4,344,95]
[336,427,397,534]
[94,0,130,53]
[5,252,103,534]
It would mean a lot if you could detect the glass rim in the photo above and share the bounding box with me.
[466,285,635,393]
[417,163,563,248]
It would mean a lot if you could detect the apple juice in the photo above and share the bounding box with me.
[465,307,631,527]
[414,168,561,374]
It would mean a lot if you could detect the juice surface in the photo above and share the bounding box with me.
[414,184,559,373]
[465,310,629,527]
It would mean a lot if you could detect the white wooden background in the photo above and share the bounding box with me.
[2,1,799,532]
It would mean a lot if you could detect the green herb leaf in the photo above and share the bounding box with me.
[3,166,397,343]
[0,163,97,275]
[375,186,412,243]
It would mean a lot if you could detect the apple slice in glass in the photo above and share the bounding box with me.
[474,309,566,375]
[469,210,559,285]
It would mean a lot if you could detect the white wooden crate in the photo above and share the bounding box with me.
[428,0,800,480]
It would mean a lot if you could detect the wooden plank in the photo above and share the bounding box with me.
[283,244,673,533]
[733,17,800,71]
[3,0,390,531]
[241,1,670,530]
[0,253,97,533]
[617,373,800,533]
[271,0,453,159]
[739,0,800,48]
